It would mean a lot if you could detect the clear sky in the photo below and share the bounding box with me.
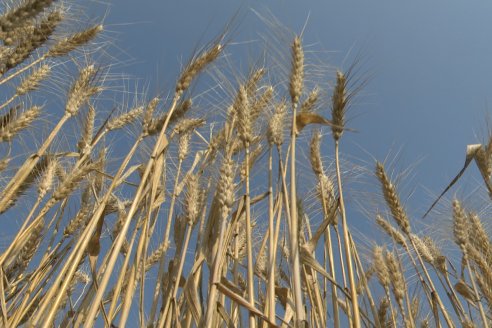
[100,0,492,223]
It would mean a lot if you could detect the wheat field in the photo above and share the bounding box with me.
[0,1,491,327]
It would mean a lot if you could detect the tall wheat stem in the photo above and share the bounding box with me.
[290,103,305,324]
[119,210,153,326]
[204,151,235,327]
[163,160,182,253]
[317,176,340,328]
[324,228,340,327]
[349,233,380,328]
[107,230,138,323]
[267,146,276,324]
[334,140,360,327]
[244,143,256,328]
[147,159,183,324]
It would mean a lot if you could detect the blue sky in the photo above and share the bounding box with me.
[101,0,492,220]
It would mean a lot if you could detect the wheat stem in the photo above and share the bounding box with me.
[335,140,360,327]
[266,146,276,324]
[243,143,256,328]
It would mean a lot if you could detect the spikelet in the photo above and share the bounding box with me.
[237,84,252,144]
[373,246,390,288]
[251,85,273,120]
[217,155,235,219]
[106,106,143,131]
[22,217,45,264]
[65,65,101,115]
[309,130,324,176]
[1,155,50,213]
[64,206,90,237]
[377,297,390,328]
[176,43,222,94]
[289,36,304,105]
[0,157,10,171]
[3,11,61,72]
[208,105,235,154]
[147,99,192,135]
[173,117,205,136]
[53,161,99,201]
[231,214,247,260]
[410,297,420,322]
[300,87,319,113]
[331,71,347,141]
[0,0,54,34]
[385,251,405,308]
[466,244,492,294]
[245,68,265,97]
[422,236,447,273]
[111,199,130,253]
[16,64,50,95]
[317,174,338,225]
[37,156,56,199]
[184,174,202,225]
[467,212,491,258]
[0,105,41,141]
[376,214,406,247]
[145,241,166,272]
[93,147,106,194]
[375,162,411,234]
[452,199,468,251]
[77,104,95,154]
[55,160,67,181]
[410,234,434,264]
[474,272,492,306]
[7,217,45,280]
[178,131,192,161]
[142,97,160,132]
[255,244,268,278]
[267,101,287,146]
[1,23,34,46]
[48,24,103,57]
[0,105,18,129]
[237,273,247,291]
[356,265,375,295]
